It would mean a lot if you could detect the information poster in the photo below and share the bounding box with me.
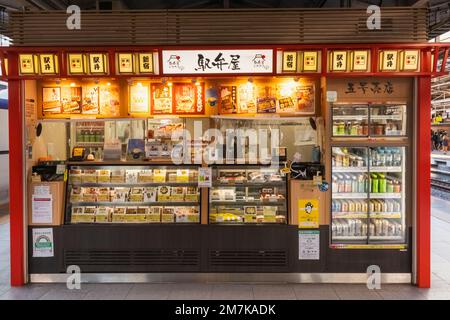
[298,199,319,229]
[256,85,276,113]
[151,84,172,114]
[198,167,212,188]
[100,85,120,116]
[129,83,149,113]
[296,84,315,114]
[219,86,237,114]
[81,85,99,114]
[32,194,53,224]
[298,230,320,260]
[42,87,61,114]
[173,83,196,114]
[61,86,82,114]
[32,228,54,258]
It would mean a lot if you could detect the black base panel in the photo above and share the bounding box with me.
[28,225,412,274]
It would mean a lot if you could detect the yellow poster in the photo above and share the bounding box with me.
[298,199,319,229]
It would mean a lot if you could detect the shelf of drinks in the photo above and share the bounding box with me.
[69,201,200,206]
[332,213,402,219]
[369,236,404,241]
[370,193,402,199]
[75,142,104,146]
[332,193,367,199]
[332,116,368,121]
[332,236,367,241]
[370,115,403,121]
[69,182,198,187]
[333,167,367,173]
[333,167,402,173]
[332,193,402,199]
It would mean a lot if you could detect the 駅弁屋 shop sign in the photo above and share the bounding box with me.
[162,49,274,75]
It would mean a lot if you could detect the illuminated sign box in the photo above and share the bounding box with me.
[161,49,274,74]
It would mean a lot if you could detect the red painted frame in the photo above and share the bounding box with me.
[4,43,446,288]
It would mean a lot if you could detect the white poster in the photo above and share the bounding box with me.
[162,49,273,74]
[32,194,53,224]
[298,230,320,260]
[32,228,54,257]
[198,167,212,188]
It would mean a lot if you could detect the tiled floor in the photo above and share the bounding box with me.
[0,197,449,300]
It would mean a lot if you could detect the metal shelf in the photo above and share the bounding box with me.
[332,193,367,199]
[210,200,286,206]
[70,182,198,187]
[370,193,402,199]
[70,201,200,206]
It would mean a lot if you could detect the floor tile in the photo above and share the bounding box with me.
[38,285,90,300]
[292,284,339,300]
[210,284,254,300]
[167,283,213,300]
[0,284,50,300]
[125,284,174,300]
[82,284,133,300]
[252,284,296,300]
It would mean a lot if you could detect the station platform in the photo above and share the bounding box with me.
[0,197,448,300]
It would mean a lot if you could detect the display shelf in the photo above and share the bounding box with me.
[370,115,403,121]
[70,201,200,206]
[210,200,286,206]
[332,213,368,219]
[333,167,367,173]
[369,166,402,173]
[332,236,367,241]
[332,115,368,121]
[332,193,367,199]
[213,181,286,186]
[369,236,404,240]
[369,213,402,219]
[70,182,198,187]
[369,193,402,199]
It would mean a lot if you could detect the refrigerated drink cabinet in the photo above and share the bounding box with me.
[330,97,410,248]
[331,146,406,246]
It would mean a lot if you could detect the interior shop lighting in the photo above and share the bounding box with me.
[70,82,76,87]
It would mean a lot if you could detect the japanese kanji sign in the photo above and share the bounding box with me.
[161,49,273,74]
[88,53,107,74]
[67,53,85,74]
[138,53,154,74]
[302,51,319,72]
[330,50,348,72]
[401,49,419,71]
[19,54,36,74]
[282,51,298,72]
[39,54,57,75]
[380,50,398,71]
[352,50,369,71]
[117,53,134,74]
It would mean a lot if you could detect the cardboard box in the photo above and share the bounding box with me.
[28,181,65,226]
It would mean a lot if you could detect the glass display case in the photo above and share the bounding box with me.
[332,103,406,137]
[65,164,201,224]
[331,146,406,244]
[209,165,288,224]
